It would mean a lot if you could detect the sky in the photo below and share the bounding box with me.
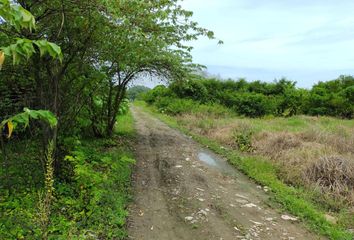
[177,0,354,88]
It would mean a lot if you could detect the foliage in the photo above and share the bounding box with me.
[127,85,151,101]
[304,75,354,118]
[0,0,217,238]
[144,75,354,119]
[0,111,136,239]
[0,108,57,138]
[234,131,254,152]
[143,85,173,104]
[233,92,275,117]
[0,0,62,68]
[0,0,35,31]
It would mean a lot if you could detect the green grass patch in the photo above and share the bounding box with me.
[135,101,353,240]
[0,111,136,239]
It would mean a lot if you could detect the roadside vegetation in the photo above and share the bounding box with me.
[0,0,215,239]
[0,112,136,239]
[139,75,354,239]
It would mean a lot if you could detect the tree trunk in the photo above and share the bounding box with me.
[106,85,126,137]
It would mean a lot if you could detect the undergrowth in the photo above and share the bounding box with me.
[0,112,135,239]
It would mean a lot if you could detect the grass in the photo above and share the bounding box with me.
[0,111,136,239]
[135,100,354,240]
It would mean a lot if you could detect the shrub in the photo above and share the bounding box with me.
[143,85,172,104]
[304,156,354,203]
[170,79,208,102]
[164,98,197,115]
[233,124,254,152]
[234,93,275,117]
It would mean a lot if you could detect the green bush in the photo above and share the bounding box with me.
[170,79,208,102]
[156,97,197,115]
[144,75,354,119]
[234,93,275,117]
[143,85,172,104]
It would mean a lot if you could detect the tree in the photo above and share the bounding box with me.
[127,85,151,101]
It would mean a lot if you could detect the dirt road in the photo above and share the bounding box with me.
[127,106,322,240]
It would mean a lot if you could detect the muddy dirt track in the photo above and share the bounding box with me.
[127,106,323,240]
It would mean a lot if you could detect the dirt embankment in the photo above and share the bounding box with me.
[127,107,323,240]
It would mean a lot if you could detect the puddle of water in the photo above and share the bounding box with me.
[198,152,218,166]
[198,151,239,177]
[197,151,271,202]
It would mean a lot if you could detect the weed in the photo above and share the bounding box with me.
[233,124,254,152]
[305,156,354,204]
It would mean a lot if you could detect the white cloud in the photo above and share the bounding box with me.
[179,0,354,87]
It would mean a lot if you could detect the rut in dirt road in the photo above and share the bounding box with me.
[127,106,323,240]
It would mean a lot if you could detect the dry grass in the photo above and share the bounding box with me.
[305,156,354,204]
[176,112,354,206]
[253,131,302,158]
[254,128,354,205]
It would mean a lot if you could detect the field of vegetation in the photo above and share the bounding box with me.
[139,75,354,238]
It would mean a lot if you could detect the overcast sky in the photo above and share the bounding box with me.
[179,0,354,88]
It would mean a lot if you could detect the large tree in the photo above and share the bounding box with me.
[1,0,217,138]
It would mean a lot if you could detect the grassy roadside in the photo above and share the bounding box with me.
[135,101,353,240]
[0,111,136,239]
[51,111,137,239]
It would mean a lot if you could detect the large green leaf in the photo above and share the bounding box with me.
[0,108,58,139]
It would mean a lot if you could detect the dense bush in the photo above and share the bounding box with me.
[142,85,173,104]
[170,80,209,102]
[127,85,151,101]
[304,76,354,118]
[233,93,275,117]
[144,75,354,119]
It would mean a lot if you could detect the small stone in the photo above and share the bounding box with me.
[138,210,144,216]
[198,198,205,202]
[250,220,262,225]
[185,157,190,161]
[242,203,258,208]
[281,215,298,221]
[150,226,154,230]
[185,216,194,221]
[196,187,205,192]
[324,214,337,224]
[175,165,183,168]
[197,209,208,216]
[235,194,248,199]
[263,186,270,192]
[235,198,248,204]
